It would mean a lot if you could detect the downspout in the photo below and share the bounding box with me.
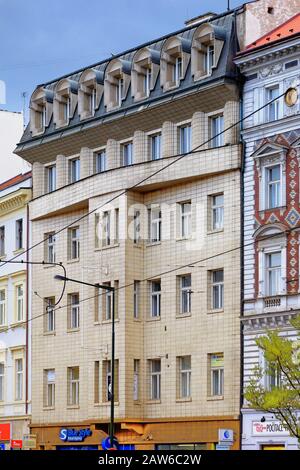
[25,203,29,416]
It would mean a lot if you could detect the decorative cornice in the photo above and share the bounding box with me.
[236,43,300,72]
[242,310,298,332]
[0,188,31,217]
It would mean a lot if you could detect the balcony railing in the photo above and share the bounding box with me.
[264,296,281,308]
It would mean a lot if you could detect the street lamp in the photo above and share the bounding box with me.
[54,274,116,448]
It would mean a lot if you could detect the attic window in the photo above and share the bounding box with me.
[132,48,160,101]
[160,36,191,92]
[191,23,225,81]
[78,68,104,120]
[104,59,131,111]
[29,87,53,136]
[53,79,78,129]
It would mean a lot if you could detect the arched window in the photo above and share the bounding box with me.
[160,36,191,92]
[53,78,78,128]
[191,23,225,81]
[29,87,53,136]
[104,58,131,111]
[78,67,104,120]
[132,47,160,101]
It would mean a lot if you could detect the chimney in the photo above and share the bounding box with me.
[185,12,217,27]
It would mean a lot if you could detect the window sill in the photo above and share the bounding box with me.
[133,243,143,248]
[43,264,55,269]
[146,242,161,247]
[95,401,119,407]
[146,399,161,405]
[133,400,141,405]
[100,318,120,325]
[67,258,80,264]
[176,237,193,242]
[207,229,224,235]
[176,397,192,403]
[43,330,56,336]
[207,309,224,315]
[9,320,26,329]
[176,312,192,319]
[146,316,161,322]
[207,395,224,401]
[0,254,7,260]
[133,317,142,322]
[13,248,25,255]
[0,325,8,332]
[95,243,120,252]
[67,328,80,333]
[259,206,286,214]
[67,405,80,409]
[43,406,55,411]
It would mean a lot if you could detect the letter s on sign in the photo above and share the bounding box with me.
[59,429,68,441]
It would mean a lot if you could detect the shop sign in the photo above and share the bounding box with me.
[218,429,234,443]
[23,434,37,449]
[252,421,290,436]
[59,428,92,442]
[0,423,10,441]
[0,444,6,451]
[216,444,230,450]
[11,440,22,449]
[211,354,224,368]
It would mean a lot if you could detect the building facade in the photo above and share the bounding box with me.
[235,13,300,450]
[0,172,32,450]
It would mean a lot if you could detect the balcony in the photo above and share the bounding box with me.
[263,296,281,308]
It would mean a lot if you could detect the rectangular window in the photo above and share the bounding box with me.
[45,369,55,407]
[68,293,80,329]
[149,359,161,400]
[122,142,133,166]
[133,359,140,401]
[266,85,279,122]
[144,68,152,96]
[116,78,124,107]
[151,133,161,160]
[114,209,119,244]
[266,252,281,296]
[266,165,281,209]
[0,290,6,326]
[45,297,55,332]
[150,280,161,318]
[265,360,281,390]
[148,207,161,243]
[0,363,4,401]
[179,275,191,314]
[16,284,24,322]
[210,353,224,396]
[211,115,224,148]
[103,360,119,402]
[15,219,23,250]
[70,158,80,183]
[103,211,111,247]
[133,281,140,319]
[180,202,192,238]
[179,356,191,398]
[211,270,224,310]
[0,226,5,257]
[211,194,224,231]
[62,97,71,122]
[179,124,192,154]
[94,361,100,403]
[47,165,56,193]
[204,44,214,75]
[15,358,23,401]
[104,283,113,321]
[133,210,141,244]
[46,233,56,263]
[95,150,107,173]
[69,227,80,260]
[172,56,182,85]
[68,367,79,405]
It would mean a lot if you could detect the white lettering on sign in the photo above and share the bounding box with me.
[252,421,290,436]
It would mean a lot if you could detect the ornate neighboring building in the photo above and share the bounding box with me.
[235,13,300,450]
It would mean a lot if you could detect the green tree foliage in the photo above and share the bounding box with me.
[245,316,300,440]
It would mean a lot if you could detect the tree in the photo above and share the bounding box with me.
[245,316,300,441]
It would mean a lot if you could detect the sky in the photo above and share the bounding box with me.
[0,0,244,120]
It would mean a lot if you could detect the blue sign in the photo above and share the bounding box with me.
[216,444,230,450]
[102,436,119,450]
[0,443,5,451]
[59,428,92,442]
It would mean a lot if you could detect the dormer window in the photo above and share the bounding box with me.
[53,78,78,128]
[104,59,131,111]
[191,23,225,81]
[132,47,160,101]
[29,87,53,136]
[78,68,104,120]
[161,36,191,92]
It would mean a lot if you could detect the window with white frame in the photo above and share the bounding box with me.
[148,207,161,243]
[69,227,80,260]
[266,165,281,209]
[150,133,161,160]
[209,353,224,396]
[46,232,56,263]
[265,251,281,296]
[211,269,224,310]
[172,56,183,86]
[15,219,23,251]
[150,280,161,318]
[0,226,5,257]
[191,23,223,81]
[0,289,6,326]
[44,369,55,407]
[133,359,140,401]
[210,115,224,148]
[122,142,133,166]
[180,202,191,238]
[68,293,79,329]
[68,366,79,405]
[46,165,56,193]
[15,358,23,400]
[264,358,281,391]
[178,356,191,398]
[102,211,111,247]
[16,284,24,322]
[0,363,4,401]
[133,281,140,319]
[179,274,191,314]
[179,124,192,154]
[95,149,107,173]
[265,85,279,122]
[149,359,161,400]
[69,157,80,183]
[211,194,224,231]
[133,209,141,244]
[143,67,152,97]
[102,282,112,321]
[45,297,55,332]
[204,44,214,75]
[102,359,119,402]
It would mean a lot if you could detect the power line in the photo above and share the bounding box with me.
[0,87,292,273]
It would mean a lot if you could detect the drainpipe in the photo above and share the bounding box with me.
[25,203,29,417]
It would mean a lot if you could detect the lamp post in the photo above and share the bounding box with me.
[54,274,116,448]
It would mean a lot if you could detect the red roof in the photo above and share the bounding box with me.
[245,12,300,51]
[0,171,32,192]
